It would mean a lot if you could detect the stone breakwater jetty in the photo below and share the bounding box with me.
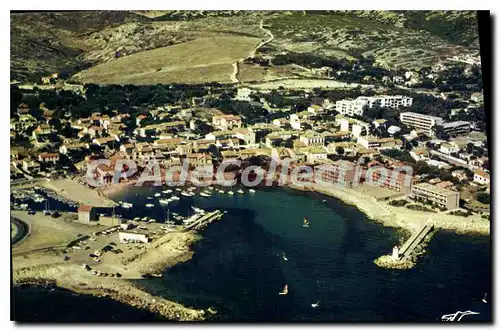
[375,222,436,270]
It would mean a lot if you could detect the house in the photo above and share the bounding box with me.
[212,115,242,130]
[357,136,401,150]
[59,143,88,155]
[301,146,327,162]
[372,119,388,129]
[32,124,53,138]
[439,142,460,155]
[120,143,135,155]
[92,136,119,147]
[387,126,401,135]
[88,126,105,138]
[232,128,256,145]
[78,205,96,222]
[410,148,429,161]
[235,87,253,101]
[473,169,490,185]
[38,153,60,164]
[451,169,469,181]
[185,153,212,167]
[299,131,325,147]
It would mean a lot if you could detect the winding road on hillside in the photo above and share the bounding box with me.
[230,19,274,84]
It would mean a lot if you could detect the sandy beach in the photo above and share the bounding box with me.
[42,178,118,207]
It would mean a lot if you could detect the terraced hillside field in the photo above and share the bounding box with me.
[73,36,260,84]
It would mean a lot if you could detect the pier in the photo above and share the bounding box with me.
[183,210,226,231]
[395,222,435,260]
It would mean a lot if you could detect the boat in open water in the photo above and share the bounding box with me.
[303,218,310,228]
[278,284,288,296]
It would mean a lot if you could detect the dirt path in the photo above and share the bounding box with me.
[230,18,274,84]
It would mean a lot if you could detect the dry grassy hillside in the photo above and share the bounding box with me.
[74,36,260,84]
[11,10,480,84]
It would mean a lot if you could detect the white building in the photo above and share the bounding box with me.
[357,95,413,109]
[335,99,368,117]
[352,124,364,138]
[212,115,242,130]
[473,169,490,185]
[336,95,412,117]
[235,88,253,102]
[118,231,149,243]
[299,131,325,146]
[439,142,460,155]
[399,112,445,135]
[290,114,301,130]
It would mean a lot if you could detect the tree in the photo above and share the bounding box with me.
[476,192,491,205]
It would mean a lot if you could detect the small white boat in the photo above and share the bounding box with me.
[482,293,488,304]
[200,192,211,197]
[322,200,327,203]
[171,196,180,201]
[133,217,140,221]
[191,206,205,214]
[149,219,156,223]
[181,191,192,197]
[228,191,234,195]
[147,197,153,200]
[311,301,320,308]
[145,203,155,208]
[175,188,182,192]
[303,218,310,228]
[278,284,288,296]
[141,217,149,221]
[121,202,133,209]
[163,189,173,194]
[154,193,161,197]
[282,253,288,261]
[218,190,225,194]
[159,199,170,205]
[237,189,244,194]
[249,189,256,193]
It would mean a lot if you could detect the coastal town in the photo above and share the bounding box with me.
[10,10,490,323]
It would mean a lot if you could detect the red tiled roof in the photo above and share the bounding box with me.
[78,205,93,212]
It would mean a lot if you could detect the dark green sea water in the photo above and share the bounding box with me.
[13,186,491,322]
[124,186,491,322]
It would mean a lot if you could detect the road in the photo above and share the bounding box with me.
[230,18,275,84]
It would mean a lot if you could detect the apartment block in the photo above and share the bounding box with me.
[399,112,444,135]
[411,183,460,210]
[441,121,471,137]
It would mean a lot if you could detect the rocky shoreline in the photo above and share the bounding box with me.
[12,230,207,321]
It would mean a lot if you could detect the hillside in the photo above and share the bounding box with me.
[11,10,481,84]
